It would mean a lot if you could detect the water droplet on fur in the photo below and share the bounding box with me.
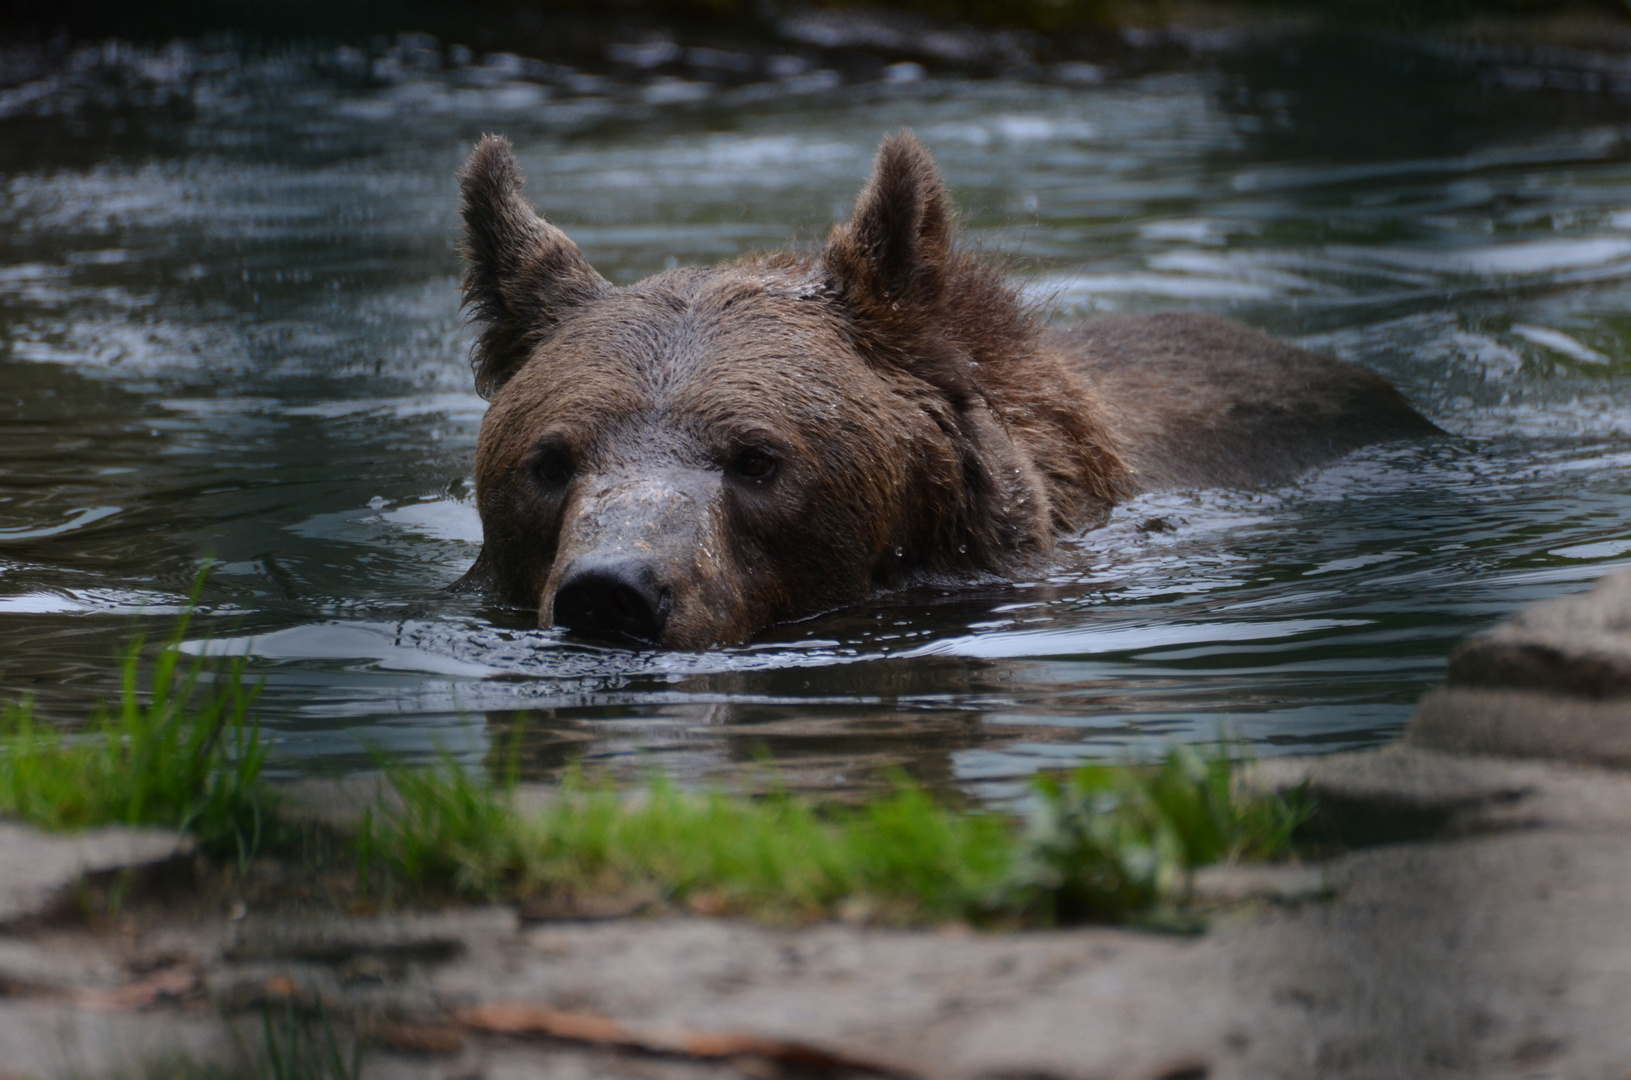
[894,546,904,557]
[958,544,967,554]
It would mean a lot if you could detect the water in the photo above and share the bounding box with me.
[3,30,1630,800]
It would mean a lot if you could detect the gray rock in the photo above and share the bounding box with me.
[1411,686,1631,768]
[1247,744,1533,813]
[0,1002,230,1080]
[0,821,191,926]
[1246,744,1536,844]
[1248,742,1631,838]
[1397,568,1631,770]
[386,786,1631,1080]
[1447,570,1631,698]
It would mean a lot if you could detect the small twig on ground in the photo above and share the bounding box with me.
[454,1002,931,1078]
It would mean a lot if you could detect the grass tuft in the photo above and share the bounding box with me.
[0,602,270,859]
[1013,746,1311,923]
[361,764,1017,923]
[359,747,1312,926]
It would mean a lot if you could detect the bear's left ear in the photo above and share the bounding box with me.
[820,132,951,320]
[459,134,609,398]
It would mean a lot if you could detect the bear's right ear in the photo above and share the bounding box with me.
[458,135,608,397]
[820,132,951,324]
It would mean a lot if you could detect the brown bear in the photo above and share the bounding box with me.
[455,132,1439,649]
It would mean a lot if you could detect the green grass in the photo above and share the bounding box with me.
[359,746,1311,926]
[1014,748,1308,923]
[0,605,270,860]
[360,765,1019,922]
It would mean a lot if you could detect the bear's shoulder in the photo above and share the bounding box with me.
[1051,313,1443,492]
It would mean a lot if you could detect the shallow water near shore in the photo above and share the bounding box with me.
[3,27,1631,800]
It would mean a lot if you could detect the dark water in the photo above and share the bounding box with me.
[3,30,1630,799]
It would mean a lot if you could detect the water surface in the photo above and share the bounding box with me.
[3,31,1630,799]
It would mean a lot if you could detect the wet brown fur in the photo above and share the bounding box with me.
[1057,314,1439,490]
[455,132,1439,648]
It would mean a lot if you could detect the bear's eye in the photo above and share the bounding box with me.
[526,439,575,491]
[728,446,779,484]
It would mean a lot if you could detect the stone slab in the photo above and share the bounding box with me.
[1247,743,1534,813]
[1447,569,1631,698]
[1410,686,1631,768]
[1246,742,1631,838]
[0,821,191,926]
[0,1001,229,1080]
[1245,743,1537,844]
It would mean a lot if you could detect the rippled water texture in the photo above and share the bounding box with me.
[3,30,1630,797]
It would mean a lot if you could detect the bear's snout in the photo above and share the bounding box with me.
[552,557,672,645]
[540,471,737,649]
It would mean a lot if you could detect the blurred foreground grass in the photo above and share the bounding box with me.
[362,744,1309,926]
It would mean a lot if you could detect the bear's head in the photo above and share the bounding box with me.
[458,132,1125,648]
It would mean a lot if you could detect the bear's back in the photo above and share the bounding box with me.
[1054,313,1442,493]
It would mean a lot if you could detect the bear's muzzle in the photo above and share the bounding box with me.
[542,471,739,649]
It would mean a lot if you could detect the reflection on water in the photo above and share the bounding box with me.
[3,29,1631,800]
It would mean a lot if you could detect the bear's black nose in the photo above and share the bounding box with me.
[551,559,672,645]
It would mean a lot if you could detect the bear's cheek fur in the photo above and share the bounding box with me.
[473,467,567,608]
[471,400,571,608]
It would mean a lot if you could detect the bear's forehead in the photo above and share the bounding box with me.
[513,269,866,407]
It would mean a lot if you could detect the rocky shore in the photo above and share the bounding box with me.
[6,571,1631,1079]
